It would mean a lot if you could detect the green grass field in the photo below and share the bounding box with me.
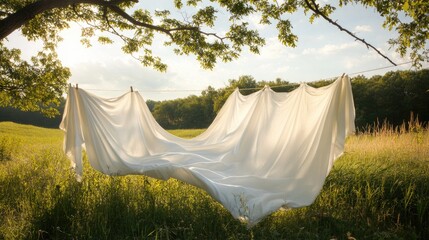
[0,121,428,239]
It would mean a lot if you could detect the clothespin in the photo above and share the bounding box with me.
[130,86,134,92]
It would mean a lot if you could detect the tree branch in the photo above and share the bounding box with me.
[304,0,397,66]
[0,0,137,40]
[198,30,229,42]
[107,4,175,38]
[0,0,227,45]
[102,6,131,43]
[106,4,228,42]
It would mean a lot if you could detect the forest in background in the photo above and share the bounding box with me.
[1,69,428,131]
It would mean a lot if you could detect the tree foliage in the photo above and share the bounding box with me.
[152,90,216,129]
[0,43,70,116]
[0,0,428,115]
[339,0,429,64]
[352,69,429,129]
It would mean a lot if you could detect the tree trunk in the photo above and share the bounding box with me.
[0,0,112,40]
[1,0,61,40]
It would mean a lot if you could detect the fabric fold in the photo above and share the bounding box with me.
[60,75,355,226]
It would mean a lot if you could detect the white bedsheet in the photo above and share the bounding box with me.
[60,75,355,226]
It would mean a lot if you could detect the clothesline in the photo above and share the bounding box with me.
[74,60,415,93]
[348,61,413,75]
[61,75,356,226]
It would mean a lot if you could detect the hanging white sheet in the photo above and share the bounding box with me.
[60,75,355,226]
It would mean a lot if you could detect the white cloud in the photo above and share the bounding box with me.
[354,25,373,33]
[68,58,178,98]
[302,42,360,55]
[316,0,331,3]
[259,37,298,61]
[316,35,326,41]
[343,58,361,70]
[274,66,291,75]
[248,13,266,30]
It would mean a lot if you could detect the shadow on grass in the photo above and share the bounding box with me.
[31,176,249,240]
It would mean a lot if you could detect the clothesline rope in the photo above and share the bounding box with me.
[348,61,413,75]
[75,60,417,93]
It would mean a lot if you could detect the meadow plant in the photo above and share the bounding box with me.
[0,121,428,239]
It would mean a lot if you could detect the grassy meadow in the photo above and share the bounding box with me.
[0,121,428,239]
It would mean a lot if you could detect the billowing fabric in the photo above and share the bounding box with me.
[60,75,355,226]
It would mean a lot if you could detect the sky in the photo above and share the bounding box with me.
[5,1,429,101]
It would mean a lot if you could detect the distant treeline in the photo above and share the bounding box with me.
[149,69,429,130]
[1,69,428,130]
[0,104,65,129]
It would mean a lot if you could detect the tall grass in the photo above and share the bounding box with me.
[0,121,428,239]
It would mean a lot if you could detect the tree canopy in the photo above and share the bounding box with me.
[1,0,428,116]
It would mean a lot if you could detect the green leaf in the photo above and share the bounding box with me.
[403,1,410,11]
[97,36,113,44]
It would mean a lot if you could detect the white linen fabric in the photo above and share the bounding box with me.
[60,75,355,226]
